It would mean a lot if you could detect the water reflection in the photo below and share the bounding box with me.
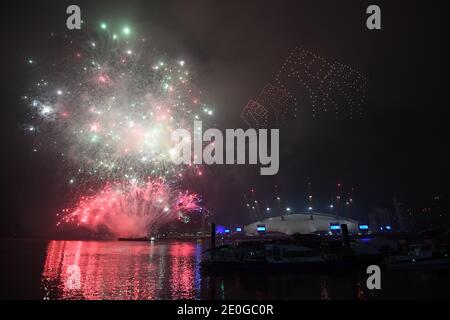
[39,240,446,300]
[41,240,202,300]
[40,240,373,300]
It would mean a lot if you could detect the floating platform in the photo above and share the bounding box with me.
[117,237,150,242]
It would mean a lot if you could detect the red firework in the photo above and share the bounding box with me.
[58,178,201,237]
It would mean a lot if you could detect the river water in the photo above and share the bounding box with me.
[1,238,449,299]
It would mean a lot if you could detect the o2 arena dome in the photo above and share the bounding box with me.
[244,212,360,236]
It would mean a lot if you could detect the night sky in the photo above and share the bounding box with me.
[0,0,448,237]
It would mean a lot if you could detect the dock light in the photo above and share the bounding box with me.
[359,224,369,230]
[235,227,242,232]
[215,225,226,234]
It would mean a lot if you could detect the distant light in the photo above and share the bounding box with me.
[359,224,369,230]
[308,206,313,211]
[123,26,131,35]
[224,229,230,233]
[385,225,392,230]
[256,226,266,232]
[100,22,107,30]
[28,59,34,64]
[41,105,53,115]
[330,223,340,230]
[235,227,242,232]
[179,60,185,66]
[329,204,334,208]
[266,207,270,211]
[286,207,291,212]
[57,90,63,95]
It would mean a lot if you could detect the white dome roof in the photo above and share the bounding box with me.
[244,212,359,235]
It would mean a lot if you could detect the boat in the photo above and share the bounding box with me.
[385,244,450,270]
[201,239,381,273]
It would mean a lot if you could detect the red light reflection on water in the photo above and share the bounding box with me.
[169,242,199,299]
[41,240,201,300]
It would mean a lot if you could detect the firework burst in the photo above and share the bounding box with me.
[24,21,211,235]
[57,178,201,237]
[25,22,212,182]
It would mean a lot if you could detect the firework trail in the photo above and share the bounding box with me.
[24,21,211,235]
